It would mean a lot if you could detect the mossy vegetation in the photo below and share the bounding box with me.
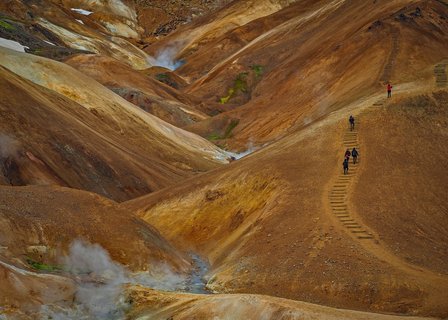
[155,73,178,88]
[251,65,264,78]
[207,119,240,141]
[220,73,248,104]
[223,119,240,138]
[220,88,234,104]
[207,132,222,141]
[220,66,263,104]
[234,72,249,92]
[26,258,62,272]
[0,19,14,30]
[156,73,169,81]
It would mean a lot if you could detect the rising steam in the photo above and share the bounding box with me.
[147,43,185,71]
[227,141,256,160]
[0,134,19,159]
[39,240,190,319]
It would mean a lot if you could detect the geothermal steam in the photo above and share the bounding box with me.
[40,240,188,319]
[227,141,256,160]
[0,134,19,159]
[147,44,185,71]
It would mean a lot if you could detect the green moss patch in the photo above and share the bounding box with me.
[207,132,222,141]
[251,65,263,78]
[207,119,240,141]
[223,119,239,139]
[219,66,264,104]
[0,20,14,30]
[26,258,62,272]
[155,72,178,88]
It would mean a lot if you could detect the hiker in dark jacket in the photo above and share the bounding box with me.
[349,115,355,131]
[351,147,359,164]
[343,158,349,175]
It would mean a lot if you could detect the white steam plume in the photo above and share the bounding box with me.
[62,241,129,318]
[0,134,19,158]
[147,44,185,71]
[227,141,256,160]
[40,240,190,319]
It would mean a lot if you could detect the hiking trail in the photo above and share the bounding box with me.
[324,101,448,294]
[434,60,448,87]
[328,126,374,240]
[380,26,400,84]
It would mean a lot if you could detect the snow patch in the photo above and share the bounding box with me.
[43,40,55,46]
[75,19,84,25]
[71,8,93,16]
[0,37,28,52]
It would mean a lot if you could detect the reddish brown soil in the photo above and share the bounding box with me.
[1,0,447,318]
[124,90,448,317]
[0,64,223,201]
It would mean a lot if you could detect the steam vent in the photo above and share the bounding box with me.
[0,0,447,319]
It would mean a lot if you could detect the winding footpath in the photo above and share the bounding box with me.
[328,128,374,240]
[324,84,448,307]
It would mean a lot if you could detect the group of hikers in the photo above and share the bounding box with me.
[342,84,393,174]
[342,115,359,175]
[343,147,359,174]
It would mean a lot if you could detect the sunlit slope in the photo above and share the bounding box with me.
[145,0,299,61]
[164,0,448,149]
[124,90,448,316]
[0,185,190,314]
[0,185,188,271]
[65,54,208,127]
[352,92,448,276]
[0,261,75,315]
[127,287,433,320]
[0,49,227,201]
[0,0,149,68]
[56,0,143,38]
[1,0,447,318]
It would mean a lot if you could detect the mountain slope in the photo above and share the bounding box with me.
[159,0,448,149]
[124,89,448,316]
[1,0,447,318]
[64,54,209,127]
[0,185,191,315]
[0,49,228,201]
[127,287,433,320]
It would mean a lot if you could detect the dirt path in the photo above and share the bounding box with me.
[324,97,448,312]
[380,26,400,84]
[328,128,374,240]
[434,60,447,87]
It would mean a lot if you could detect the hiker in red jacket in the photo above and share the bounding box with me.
[387,83,393,98]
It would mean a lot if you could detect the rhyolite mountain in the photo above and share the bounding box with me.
[0,0,447,319]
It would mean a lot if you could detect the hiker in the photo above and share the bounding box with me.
[351,147,359,164]
[349,115,355,131]
[343,158,349,175]
[344,149,351,161]
[387,83,393,98]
